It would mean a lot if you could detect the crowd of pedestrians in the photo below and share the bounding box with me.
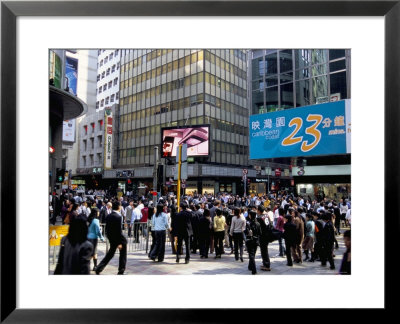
[52,189,351,275]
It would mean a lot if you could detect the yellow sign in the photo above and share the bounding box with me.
[117,191,123,199]
[49,225,69,246]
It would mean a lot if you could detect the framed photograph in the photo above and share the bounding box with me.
[1,0,397,322]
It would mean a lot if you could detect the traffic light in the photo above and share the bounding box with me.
[56,168,65,183]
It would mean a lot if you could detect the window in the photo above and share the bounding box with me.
[98,49,101,55]
[97,153,102,164]
[83,125,88,135]
[111,94,115,103]
[83,139,87,150]
[90,138,94,149]
[101,72,105,79]
[100,60,103,67]
[105,97,109,105]
[113,77,118,86]
[103,84,107,91]
[115,49,119,56]
[98,120,103,130]
[117,62,120,70]
[106,68,110,76]
[115,92,119,100]
[96,101,99,109]
[112,64,116,73]
[97,136,103,147]
[108,81,112,88]
[101,99,104,107]
[82,156,86,167]
[98,87,102,93]
[91,123,95,133]
[109,53,114,60]
[97,74,100,81]
[89,154,94,165]
[104,57,108,64]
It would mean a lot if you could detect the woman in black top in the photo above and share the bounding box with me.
[245,211,261,275]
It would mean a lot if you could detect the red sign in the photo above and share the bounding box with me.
[107,117,112,125]
[275,168,281,177]
[107,127,112,134]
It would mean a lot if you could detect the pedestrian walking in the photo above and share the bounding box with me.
[172,202,193,264]
[245,211,261,275]
[54,217,93,275]
[87,207,105,271]
[230,207,246,262]
[96,201,127,275]
[283,214,297,267]
[213,208,226,259]
[302,213,315,261]
[319,212,336,270]
[149,204,169,262]
[339,230,351,274]
[198,209,212,258]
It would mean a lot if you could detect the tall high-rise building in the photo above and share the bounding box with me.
[96,49,121,110]
[103,49,252,195]
[249,49,351,199]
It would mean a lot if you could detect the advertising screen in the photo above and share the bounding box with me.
[162,125,209,157]
[249,100,351,159]
[65,56,78,95]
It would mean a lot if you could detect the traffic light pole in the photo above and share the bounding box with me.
[177,145,182,212]
[244,174,247,197]
[153,146,159,206]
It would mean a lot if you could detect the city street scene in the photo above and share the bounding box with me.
[49,49,351,275]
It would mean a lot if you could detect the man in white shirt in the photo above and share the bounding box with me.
[131,203,142,243]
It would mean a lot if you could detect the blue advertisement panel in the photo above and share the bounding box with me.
[65,56,78,95]
[249,100,351,159]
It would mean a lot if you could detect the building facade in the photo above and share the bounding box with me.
[106,49,252,195]
[96,49,121,111]
[249,49,351,199]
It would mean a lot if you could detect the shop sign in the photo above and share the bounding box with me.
[49,225,69,246]
[275,168,281,177]
[249,100,351,159]
[104,109,113,169]
[255,178,268,183]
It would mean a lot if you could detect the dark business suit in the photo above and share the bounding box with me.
[320,220,335,268]
[172,210,193,261]
[96,211,127,274]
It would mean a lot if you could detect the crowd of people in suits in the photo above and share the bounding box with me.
[53,191,351,276]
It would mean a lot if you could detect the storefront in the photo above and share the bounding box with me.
[296,182,351,200]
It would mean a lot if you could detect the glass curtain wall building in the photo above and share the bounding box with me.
[251,49,350,114]
[249,49,351,198]
[108,49,251,195]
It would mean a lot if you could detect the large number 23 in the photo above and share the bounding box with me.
[282,114,322,152]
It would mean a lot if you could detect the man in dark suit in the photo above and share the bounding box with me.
[171,202,193,264]
[319,212,336,270]
[96,201,127,275]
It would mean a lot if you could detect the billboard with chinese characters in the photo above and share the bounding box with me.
[104,109,113,169]
[161,125,210,157]
[249,100,351,159]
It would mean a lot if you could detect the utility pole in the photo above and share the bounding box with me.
[153,146,159,206]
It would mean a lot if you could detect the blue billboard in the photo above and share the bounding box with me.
[65,56,78,95]
[249,100,351,159]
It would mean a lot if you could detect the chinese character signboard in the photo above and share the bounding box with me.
[250,100,351,159]
[104,109,113,169]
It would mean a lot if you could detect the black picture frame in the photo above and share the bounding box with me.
[1,0,397,322]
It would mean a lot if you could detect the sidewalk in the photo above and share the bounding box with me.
[49,229,348,275]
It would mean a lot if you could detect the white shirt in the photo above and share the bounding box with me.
[131,208,142,224]
[346,209,351,224]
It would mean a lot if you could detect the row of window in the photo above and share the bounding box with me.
[96,93,119,108]
[120,50,246,86]
[119,71,246,107]
[82,121,104,135]
[82,136,103,150]
[97,64,120,81]
[81,153,102,167]
[98,78,119,93]
[98,49,119,67]
[119,93,248,126]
